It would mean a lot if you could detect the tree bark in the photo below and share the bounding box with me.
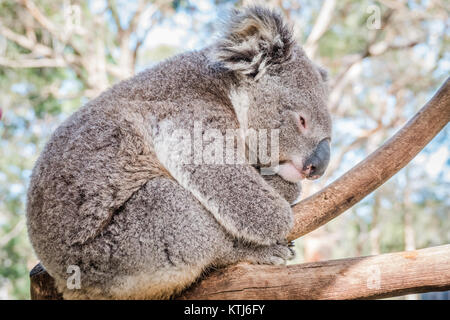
[29,78,450,299]
[29,263,62,300]
[179,245,450,300]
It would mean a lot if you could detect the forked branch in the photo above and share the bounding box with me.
[180,245,450,299]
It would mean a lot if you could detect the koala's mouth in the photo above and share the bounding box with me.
[276,161,306,183]
[277,160,322,182]
[253,162,303,182]
[255,161,321,183]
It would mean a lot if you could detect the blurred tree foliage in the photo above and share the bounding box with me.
[0,0,448,299]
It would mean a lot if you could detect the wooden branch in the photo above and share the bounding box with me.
[107,0,124,33]
[21,0,76,45]
[329,40,419,112]
[0,56,66,68]
[21,0,84,56]
[304,0,336,57]
[0,22,53,56]
[0,21,81,70]
[21,0,59,36]
[30,263,62,300]
[128,0,146,35]
[288,77,450,241]
[180,245,450,299]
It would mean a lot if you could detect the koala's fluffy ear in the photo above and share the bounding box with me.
[213,6,294,79]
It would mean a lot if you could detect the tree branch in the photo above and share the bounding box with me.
[304,0,336,58]
[180,245,450,299]
[128,0,146,35]
[20,0,85,56]
[0,22,53,56]
[0,20,82,70]
[107,0,123,33]
[0,56,66,68]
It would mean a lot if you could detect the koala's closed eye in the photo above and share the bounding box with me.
[299,116,306,129]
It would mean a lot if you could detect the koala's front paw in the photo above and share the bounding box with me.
[241,197,294,246]
[247,242,296,265]
[262,174,301,205]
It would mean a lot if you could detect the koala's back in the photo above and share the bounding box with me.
[26,87,166,272]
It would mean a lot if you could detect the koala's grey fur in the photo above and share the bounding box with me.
[26,6,331,299]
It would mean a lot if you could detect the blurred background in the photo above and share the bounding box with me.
[0,0,448,299]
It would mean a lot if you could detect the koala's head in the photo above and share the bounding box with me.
[213,6,332,183]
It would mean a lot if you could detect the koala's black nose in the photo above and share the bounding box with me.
[302,139,330,179]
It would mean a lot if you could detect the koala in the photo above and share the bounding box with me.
[26,6,331,300]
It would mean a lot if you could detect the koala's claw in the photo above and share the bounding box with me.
[247,243,296,266]
[276,239,295,247]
